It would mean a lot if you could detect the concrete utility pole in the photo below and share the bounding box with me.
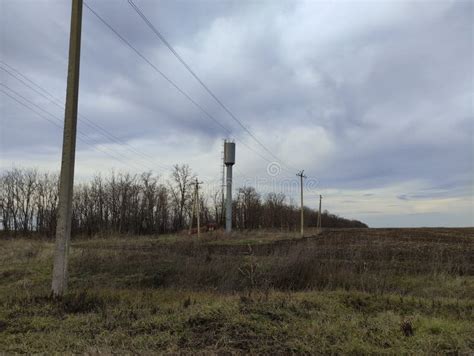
[51,0,83,297]
[296,170,306,237]
[317,194,322,232]
[188,186,195,236]
[189,178,203,237]
[195,178,203,238]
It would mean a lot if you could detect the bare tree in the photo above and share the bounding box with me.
[169,164,194,230]
[0,167,368,237]
[236,187,261,229]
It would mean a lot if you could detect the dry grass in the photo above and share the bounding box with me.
[66,228,474,297]
[0,228,473,353]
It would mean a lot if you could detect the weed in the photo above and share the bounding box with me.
[400,319,414,337]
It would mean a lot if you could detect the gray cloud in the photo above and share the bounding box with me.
[1,0,472,227]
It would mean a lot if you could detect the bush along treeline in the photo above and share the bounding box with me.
[0,166,367,237]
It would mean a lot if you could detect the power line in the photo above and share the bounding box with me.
[0,86,150,172]
[83,1,292,176]
[0,87,143,171]
[127,0,299,173]
[1,88,146,172]
[0,60,57,98]
[1,78,297,198]
[1,82,101,150]
[0,61,172,173]
[83,1,232,136]
[236,140,295,176]
[1,59,287,179]
[1,90,63,130]
[0,88,130,168]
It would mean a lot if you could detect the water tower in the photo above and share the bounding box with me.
[224,141,235,233]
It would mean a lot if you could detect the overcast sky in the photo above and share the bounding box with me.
[0,0,472,227]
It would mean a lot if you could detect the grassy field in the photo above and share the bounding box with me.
[0,228,473,354]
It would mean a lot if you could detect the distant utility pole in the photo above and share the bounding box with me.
[196,178,203,238]
[317,194,322,232]
[296,170,306,238]
[189,178,203,237]
[51,0,83,298]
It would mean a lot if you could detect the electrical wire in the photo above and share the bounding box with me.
[0,61,173,173]
[0,88,144,171]
[84,1,232,136]
[127,0,299,174]
[0,88,137,170]
[0,86,151,172]
[83,1,294,176]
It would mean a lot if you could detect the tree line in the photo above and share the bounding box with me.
[0,166,367,237]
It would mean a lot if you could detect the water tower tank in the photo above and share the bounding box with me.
[224,142,235,165]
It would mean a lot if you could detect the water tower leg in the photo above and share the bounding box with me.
[225,165,232,233]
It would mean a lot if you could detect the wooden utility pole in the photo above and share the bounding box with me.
[296,170,306,237]
[51,0,83,297]
[317,194,322,232]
